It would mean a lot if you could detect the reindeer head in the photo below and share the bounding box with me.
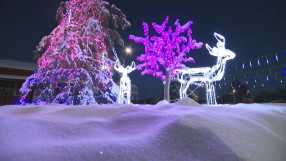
[205,32,235,61]
[214,32,225,48]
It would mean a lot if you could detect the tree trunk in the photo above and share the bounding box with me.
[164,70,171,102]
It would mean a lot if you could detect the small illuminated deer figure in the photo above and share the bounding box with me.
[114,60,136,104]
[176,33,236,105]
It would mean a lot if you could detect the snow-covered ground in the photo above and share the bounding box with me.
[0,98,285,161]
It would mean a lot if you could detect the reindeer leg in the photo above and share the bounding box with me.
[211,83,217,105]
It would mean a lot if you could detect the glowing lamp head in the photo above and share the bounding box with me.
[125,47,132,54]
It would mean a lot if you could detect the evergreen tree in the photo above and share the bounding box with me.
[20,0,130,105]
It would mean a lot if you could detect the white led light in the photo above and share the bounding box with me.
[114,60,136,104]
[176,33,236,105]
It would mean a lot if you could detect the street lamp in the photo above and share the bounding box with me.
[232,89,236,104]
[123,47,132,66]
[125,47,132,54]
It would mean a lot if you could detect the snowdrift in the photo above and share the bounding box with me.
[0,98,285,161]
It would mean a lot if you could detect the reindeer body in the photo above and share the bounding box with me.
[176,33,235,105]
[114,61,136,104]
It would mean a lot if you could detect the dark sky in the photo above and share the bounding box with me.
[0,0,286,98]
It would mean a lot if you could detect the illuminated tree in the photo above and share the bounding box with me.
[20,0,130,105]
[129,17,203,102]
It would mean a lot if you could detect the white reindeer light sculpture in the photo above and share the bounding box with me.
[176,33,236,105]
[114,60,136,104]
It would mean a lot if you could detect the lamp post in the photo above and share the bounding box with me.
[232,89,236,104]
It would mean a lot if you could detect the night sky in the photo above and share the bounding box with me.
[0,0,286,99]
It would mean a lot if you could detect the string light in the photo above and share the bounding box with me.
[231,52,285,70]
[214,50,286,93]
[114,58,136,104]
[176,33,235,105]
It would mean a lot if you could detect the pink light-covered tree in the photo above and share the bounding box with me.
[20,0,130,105]
[129,17,203,102]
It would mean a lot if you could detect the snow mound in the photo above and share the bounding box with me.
[0,103,285,161]
[156,100,169,105]
[174,97,201,107]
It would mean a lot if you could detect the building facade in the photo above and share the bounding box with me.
[131,83,139,103]
[0,60,37,105]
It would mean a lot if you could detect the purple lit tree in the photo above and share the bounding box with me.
[129,17,203,102]
[20,0,130,105]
